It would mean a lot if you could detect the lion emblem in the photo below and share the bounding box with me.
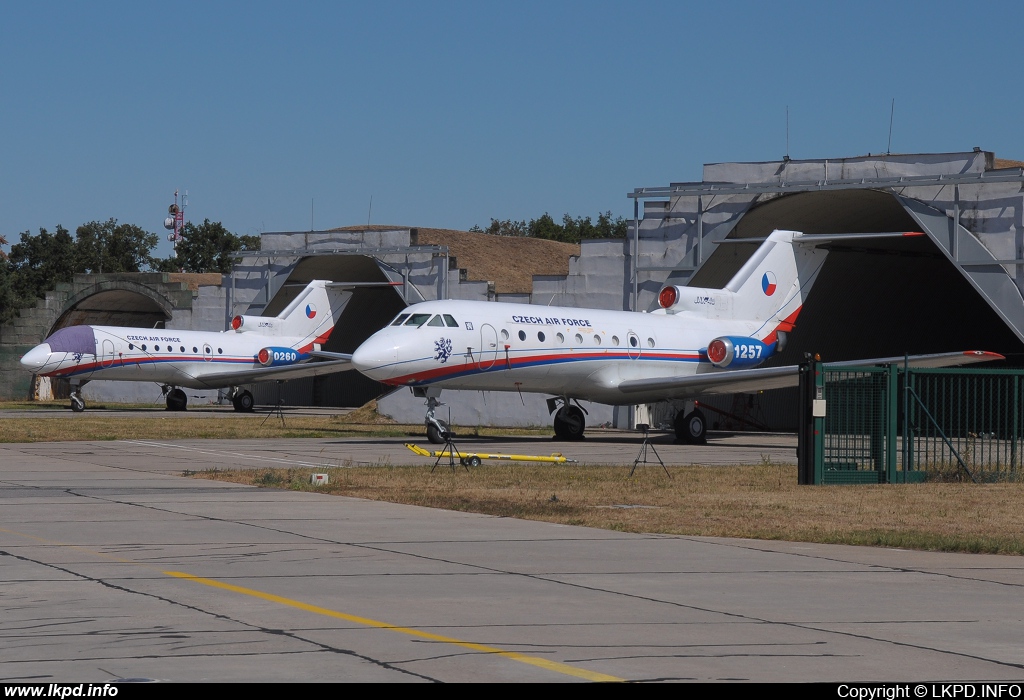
[434,337,453,364]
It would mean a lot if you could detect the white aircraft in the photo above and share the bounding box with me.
[20,279,356,412]
[348,230,1003,443]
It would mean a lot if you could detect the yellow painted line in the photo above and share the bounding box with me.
[1,526,621,680]
[166,570,622,682]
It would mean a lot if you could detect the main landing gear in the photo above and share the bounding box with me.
[229,387,255,413]
[163,386,188,411]
[547,397,587,441]
[674,408,707,444]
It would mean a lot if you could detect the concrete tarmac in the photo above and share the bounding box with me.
[2,437,1023,683]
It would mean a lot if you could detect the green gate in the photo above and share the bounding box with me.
[800,362,1024,484]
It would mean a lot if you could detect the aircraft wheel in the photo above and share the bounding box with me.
[465,455,482,468]
[553,405,586,441]
[166,388,188,411]
[233,390,255,413]
[70,395,85,413]
[675,409,707,445]
[426,420,449,444]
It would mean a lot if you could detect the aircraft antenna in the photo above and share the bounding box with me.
[311,198,314,231]
[887,98,895,155]
[785,106,789,160]
[367,195,373,226]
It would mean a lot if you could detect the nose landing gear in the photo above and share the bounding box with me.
[69,381,87,412]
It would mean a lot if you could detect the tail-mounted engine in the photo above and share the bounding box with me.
[703,336,775,368]
[232,315,276,333]
[257,347,301,367]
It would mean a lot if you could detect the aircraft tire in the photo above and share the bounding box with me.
[70,395,85,413]
[553,405,585,441]
[166,388,188,411]
[233,391,255,413]
[675,409,707,445]
[426,420,449,444]
[466,455,482,468]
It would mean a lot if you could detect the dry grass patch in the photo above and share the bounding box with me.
[0,401,549,442]
[194,462,1024,555]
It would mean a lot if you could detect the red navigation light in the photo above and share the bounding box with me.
[658,286,678,309]
[231,315,243,330]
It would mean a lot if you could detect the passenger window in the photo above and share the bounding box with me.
[155,345,160,351]
[501,329,509,341]
[629,336,638,347]
[647,337,656,348]
[427,315,445,327]
[404,314,432,327]
[575,333,583,344]
[556,333,565,343]
[611,336,620,346]
[538,331,546,342]
[443,314,458,328]
[593,335,601,345]
[180,346,185,352]
[518,330,526,341]
[128,343,134,350]
[391,314,411,326]
[193,347,198,353]
[141,344,147,351]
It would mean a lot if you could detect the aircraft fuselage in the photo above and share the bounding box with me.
[20,324,316,390]
[350,299,782,405]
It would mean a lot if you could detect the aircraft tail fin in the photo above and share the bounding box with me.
[718,229,923,341]
[276,280,352,351]
[721,230,828,338]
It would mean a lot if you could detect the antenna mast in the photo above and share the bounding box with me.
[163,189,187,262]
[887,98,895,155]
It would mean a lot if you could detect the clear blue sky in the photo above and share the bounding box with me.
[2,1,1021,260]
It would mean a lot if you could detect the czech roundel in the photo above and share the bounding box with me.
[761,272,777,296]
[305,304,317,319]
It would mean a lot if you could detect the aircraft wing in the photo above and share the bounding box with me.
[186,357,354,389]
[616,351,1003,402]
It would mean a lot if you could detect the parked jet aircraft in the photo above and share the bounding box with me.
[349,230,1002,443]
[20,280,355,412]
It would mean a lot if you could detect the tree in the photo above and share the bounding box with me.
[527,213,562,240]
[0,235,19,325]
[482,218,528,236]
[7,226,78,303]
[475,211,629,243]
[75,219,158,273]
[165,219,260,274]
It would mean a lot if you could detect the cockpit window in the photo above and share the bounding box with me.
[427,315,445,327]
[443,314,458,328]
[404,313,432,328]
[390,314,411,327]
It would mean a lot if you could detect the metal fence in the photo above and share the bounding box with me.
[802,364,1024,484]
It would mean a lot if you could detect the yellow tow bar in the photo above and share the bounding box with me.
[404,443,576,467]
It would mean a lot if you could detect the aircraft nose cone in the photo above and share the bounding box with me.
[350,336,398,380]
[20,343,53,372]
